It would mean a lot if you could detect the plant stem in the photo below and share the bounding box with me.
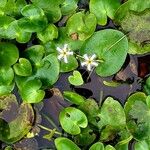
[117,135,133,146]
[38,124,62,136]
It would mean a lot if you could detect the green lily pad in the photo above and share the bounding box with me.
[0,43,19,66]
[114,0,150,24]
[31,0,64,23]
[37,24,58,43]
[0,66,14,96]
[20,79,45,103]
[80,29,128,77]
[98,97,126,130]
[89,142,104,150]
[34,54,60,87]
[74,127,96,146]
[144,76,150,95]
[68,71,84,86]
[61,0,79,15]
[124,92,150,140]
[66,12,97,41]
[23,45,45,65]
[13,58,32,76]
[59,107,88,135]
[134,139,150,150]
[6,20,32,43]
[105,145,116,150]
[55,137,80,150]
[18,4,48,32]
[90,0,120,25]
[63,91,85,105]
[0,94,34,144]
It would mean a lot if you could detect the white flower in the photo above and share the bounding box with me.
[81,54,99,71]
[56,44,73,63]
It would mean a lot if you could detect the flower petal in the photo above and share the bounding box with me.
[58,54,63,60]
[81,61,87,67]
[91,61,98,67]
[87,64,92,71]
[63,55,68,63]
[67,51,73,56]
[64,44,68,49]
[83,54,89,61]
[90,54,97,60]
[57,47,62,52]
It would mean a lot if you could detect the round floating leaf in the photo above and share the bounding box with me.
[59,107,88,135]
[89,142,104,150]
[116,9,150,54]
[31,0,64,23]
[105,145,116,150]
[23,45,45,65]
[0,67,14,85]
[80,29,128,77]
[63,91,85,105]
[114,0,150,24]
[66,12,97,40]
[0,84,14,97]
[144,76,150,95]
[98,97,126,130]
[68,70,84,86]
[60,55,78,72]
[134,139,150,150]
[61,0,79,15]
[74,127,96,146]
[124,92,150,140]
[20,79,45,103]
[21,4,45,17]
[0,43,19,66]
[37,24,58,43]
[13,58,32,76]
[0,15,15,38]
[6,20,32,43]
[18,16,48,32]
[90,0,120,25]
[55,137,80,150]
[34,54,60,87]
[18,4,48,32]
[0,94,34,144]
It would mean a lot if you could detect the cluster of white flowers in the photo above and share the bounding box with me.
[56,44,99,71]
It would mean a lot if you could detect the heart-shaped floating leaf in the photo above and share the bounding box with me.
[63,91,85,105]
[55,137,80,150]
[37,24,58,43]
[98,97,126,130]
[124,92,150,140]
[0,42,19,66]
[66,12,97,41]
[34,53,60,87]
[0,66,14,96]
[18,4,48,32]
[20,79,45,103]
[134,139,150,150]
[89,142,104,150]
[0,15,15,38]
[80,29,128,77]
[74,127,96,146]
[59,107,88,135]
[13,58,32,76]
[90,0,120,25]
[6,20,32,43]
[61,0,79,15]
[0,94,34,144]
[68,71,84,86]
